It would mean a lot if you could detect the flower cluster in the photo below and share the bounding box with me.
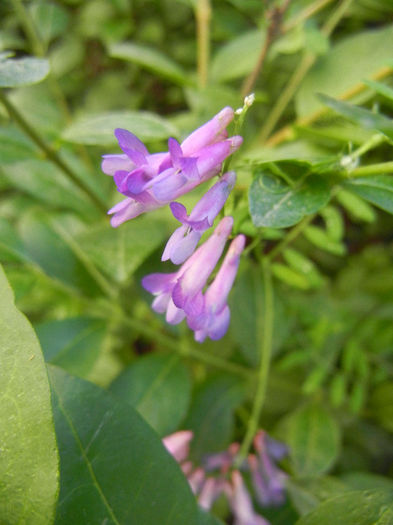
[103,107,245,342]
[163,430,288,525]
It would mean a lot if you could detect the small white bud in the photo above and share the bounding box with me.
[244,93,255,107]
[235,107,243,115]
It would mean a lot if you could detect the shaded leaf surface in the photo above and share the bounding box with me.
[0,56,50,87]
[49,365,198,525]
[249,170,330,228]
[345,176,393,215]
[110,353,191,437]
[288,403,340,477]
[0,265,59,524]
[62,111,178,145]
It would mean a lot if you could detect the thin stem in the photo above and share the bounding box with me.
[11,0,44,56]
[267,214,315,261]
[241,0,292,98]
[236,259,274,465]
[348,134,386,161]
[349,161,393,177]
[283,0,335,32]
[263,65,393,147]
[258,0,354,143]
[195,0,211,88]
[111,309,253,378]
[0,91,107,213]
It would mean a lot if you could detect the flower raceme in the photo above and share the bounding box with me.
[142,217,245,341]
[102,107,242,227]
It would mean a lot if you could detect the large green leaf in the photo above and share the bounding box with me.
[0,56,50,87]
[30,1,70,48]
[296,25,393,116]
[288,403,340,477]
[318,94,393,140]
[75,212,172,282]
[109,42,189,85]
[62,111,178,145]
[49,365,198,525]
[344,176,393,215]
[109,353,191,437]
[249,168,330,228]
[0,265,59,524]
[184,375,246,462]
[296,489,393,525]
[18,211,101,296]
[36,318,105,379]
[210,29,263,83]
[0,126,38,163]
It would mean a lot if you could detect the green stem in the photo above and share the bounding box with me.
[11,0,44,56]
[267,214,315,261]
[236,259,274,464]
[0,90,107,213]
[109,308,253,378]
[195,0,211,88]
[258,0,354,143]
[348,133,386,161]
[283,0,334,31]
[349,161,393,177]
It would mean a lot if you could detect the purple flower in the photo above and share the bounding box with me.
[230,471,270,525]
[162,171,237,264]
[188,234,245,342]
[142,217,233,329]
[162,430,193,463]
[248,431,288,507]
[102,107,242,227]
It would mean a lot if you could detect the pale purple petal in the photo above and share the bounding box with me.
[141,273,176,294]
[108,198,146,227]
[162,430,193,462]
[166,298,186,324]
[231,471,270,525]
[179,157,199,180]
[152,293,171,314]
[168,137,183,168]
[172,217,233,310]
[208,304,230,340]
[113,170,129,192]
[152,172,186,201]
[161,225,188,262]
[114,128,149,156]
[126,168,153,194]
[169,202,188,223]
[101,154,134,175]
[181,107,235,156]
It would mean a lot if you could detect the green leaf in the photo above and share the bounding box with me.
[318,94,393,140]
[62,111,179,145]
[364,79,393,101]
[288,477,348,517]
[295,489,393,525]
[35,318,105,379]
[18,211,100,296]
[109,42,189,85]
[197,508,225,525]
[288,403,340,477]
[344,176,393,215]
[249,171,330,228]
[0,265,59,524]
[109,353,191,437]
[370,382,393,433]
[75,213,172,282]
[304,225,346,256]
[282,248,324,288]
[0,56,50,87]
[184,375,246,462]
[49,365,198,525]
[272,263,311,290]
[0,126,38,163]
[211,29,264,83]
[335,188,376,223]
[296,25,393,116]
[30,1,70,48]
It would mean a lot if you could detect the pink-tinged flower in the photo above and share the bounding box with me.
[230,471,270,525]
[162,171,236,264]
[162,430,193,463]
[188,234,245,342]
[248,431,288,507]
[142,217,233,328]
[102,107,242,226]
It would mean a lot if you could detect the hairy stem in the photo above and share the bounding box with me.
[258,0,354,143]
[0,91,107,213]
[236,259,273,464]
[196,0,211,88]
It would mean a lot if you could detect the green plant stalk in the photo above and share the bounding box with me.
[11,0,44,57]
[111,307,253,378]
[258,0,354,143]
[195,0,211,88]
[267,214,315,261]
[236,259,274,465]
[349,133,386,161]
[0,90,107,213]
[349,161,393,177]
[283,0,335,31]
